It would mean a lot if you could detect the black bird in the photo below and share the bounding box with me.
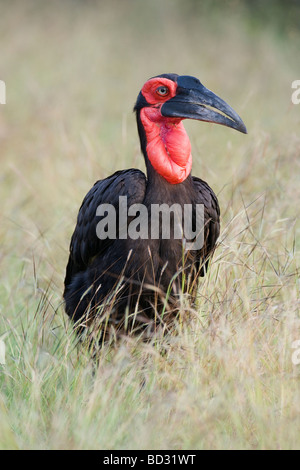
[64,73,246,339]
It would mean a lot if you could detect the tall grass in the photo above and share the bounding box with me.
[0,0,299,449]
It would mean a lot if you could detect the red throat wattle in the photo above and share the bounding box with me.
[140,78,192,184]
[140,107,192,184]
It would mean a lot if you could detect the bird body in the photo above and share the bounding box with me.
[64,73,246,339]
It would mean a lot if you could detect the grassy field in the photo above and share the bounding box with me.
[0,0,300,450]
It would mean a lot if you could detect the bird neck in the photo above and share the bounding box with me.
[139,107,192,184]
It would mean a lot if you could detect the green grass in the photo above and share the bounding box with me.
[0,0,299,450]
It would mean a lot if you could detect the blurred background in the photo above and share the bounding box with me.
[0,0,300,450]
[0,0,299,321]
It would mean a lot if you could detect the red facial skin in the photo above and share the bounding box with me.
[140,78,192,185]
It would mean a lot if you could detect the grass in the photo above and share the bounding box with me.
[0,0,300,450]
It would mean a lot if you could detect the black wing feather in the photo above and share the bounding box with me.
[192,176,220,273]
[64,169,147,290]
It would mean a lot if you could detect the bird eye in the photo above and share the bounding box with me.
[156,86,169,96]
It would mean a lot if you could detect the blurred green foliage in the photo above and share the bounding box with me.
[177,0,300,37]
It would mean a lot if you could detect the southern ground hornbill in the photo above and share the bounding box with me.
[64,73,246,340]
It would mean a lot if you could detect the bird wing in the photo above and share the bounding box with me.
[64,169,147,288]
[192,176,220,274]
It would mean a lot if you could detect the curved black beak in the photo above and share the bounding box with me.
[161,75,247,134]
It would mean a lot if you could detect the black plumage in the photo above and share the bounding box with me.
[63,73,246,339]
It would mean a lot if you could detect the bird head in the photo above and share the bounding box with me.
[134,73,247,184]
